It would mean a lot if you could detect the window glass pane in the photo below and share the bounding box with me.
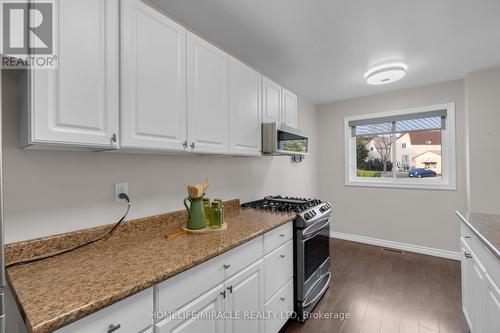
[394,130,442,180]
[356,134,395,178]
[395,116,442,133]
[354,122,392,136]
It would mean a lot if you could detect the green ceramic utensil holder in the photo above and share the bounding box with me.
[184,197,207,230]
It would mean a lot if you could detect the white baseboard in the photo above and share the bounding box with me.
[330,231,460,261]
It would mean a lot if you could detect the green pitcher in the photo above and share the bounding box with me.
[184,197,207,230]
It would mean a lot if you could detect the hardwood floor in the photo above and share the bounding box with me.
[282,239,470,333]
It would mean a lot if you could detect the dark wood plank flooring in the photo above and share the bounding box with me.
[282,239,469,333]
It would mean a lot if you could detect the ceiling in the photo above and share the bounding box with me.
[149,0,500,105]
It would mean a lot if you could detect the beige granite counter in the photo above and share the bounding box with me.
[5,200,295,333]
[457,211,500,258]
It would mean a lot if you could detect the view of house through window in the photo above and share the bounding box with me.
[356,130,442,180]
[349,110,446,182]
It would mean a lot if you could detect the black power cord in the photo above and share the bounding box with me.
[5,193,131,269]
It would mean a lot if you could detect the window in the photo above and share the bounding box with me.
[344,103,456,190]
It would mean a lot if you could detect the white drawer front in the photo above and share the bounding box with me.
[263,222,293,254]
[55,288,153,333]
[222,236,263,278]
[264,239,294,301]
[157,236,262,315]
[264,278,293,333]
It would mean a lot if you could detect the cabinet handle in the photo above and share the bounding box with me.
[220,290,226,299]
[107,324,121,333]
[464,236,471,239]
[279,234,286,237]
[110,133,117,144]
[227,286,233,293]
[190,142,195,149]
[280,254,286,258]
[280,297,286,302]
[464,252,472,259]
[223,264,231,269]
[182,140,188,148]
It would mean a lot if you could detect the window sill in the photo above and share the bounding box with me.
[345,178,456,191]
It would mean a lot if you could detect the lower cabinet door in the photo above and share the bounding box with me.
[264,278,293,333]
[485,274,500,333]
[156,284,225,333]
[471,252,486,333]
[225,259,264,333]
[461,238,473,329]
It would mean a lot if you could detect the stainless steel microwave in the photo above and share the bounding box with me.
[262,122,309,155]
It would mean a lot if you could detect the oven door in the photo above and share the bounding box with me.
[296,216,331,301]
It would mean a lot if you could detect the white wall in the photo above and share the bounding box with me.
[2,70,319,243]
[317,80,467,253]
[465,67,500,214]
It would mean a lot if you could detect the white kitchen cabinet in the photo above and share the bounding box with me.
[282,89,298,129]
[459,215,500,333]
[262,77,282,124]
[261,77,298,128]
[461,238,473,328]
[485,274,500,333]
[229,57,262,156]
[20,0,119,149]
[264,279,293,333]
[264,240,294,301]
[156,284,225,333]
[224,259,265,333]
[120,0,187,151]
[54,287,153,333]
[187,32,229,154]
[470,252,486,333]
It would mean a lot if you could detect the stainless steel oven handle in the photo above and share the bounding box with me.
[302,272,331,308]
[302,218,330,240]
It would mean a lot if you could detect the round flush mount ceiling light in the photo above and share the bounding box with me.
[364,63,408,85]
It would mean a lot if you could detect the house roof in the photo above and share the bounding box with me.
[412,150,442,160]
[409,131,441,145]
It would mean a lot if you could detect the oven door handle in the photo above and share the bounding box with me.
[303,272,331,308]
[302,218,330,240]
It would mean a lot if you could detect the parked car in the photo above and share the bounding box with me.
[408,168,437,178]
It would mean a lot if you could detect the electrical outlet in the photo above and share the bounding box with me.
[115,183,128,202]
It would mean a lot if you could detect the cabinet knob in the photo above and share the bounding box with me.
[220,290,226,299]
[190,142,195,149]
[280,297,286,302]
[107,324,121,333]
[227,286,233,293]
[183,140,188,148]
[464,236,471,239]
[464,252,472,259]
[280,254,286,258]
[279,234,286,237]
[223,264,231,269]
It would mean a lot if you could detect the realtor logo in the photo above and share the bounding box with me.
[1,0,57,68]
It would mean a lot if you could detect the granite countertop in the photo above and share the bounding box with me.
[456,211,500,258]
[5,200,295,333]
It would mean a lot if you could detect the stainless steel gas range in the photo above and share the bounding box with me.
[241,196,333,322]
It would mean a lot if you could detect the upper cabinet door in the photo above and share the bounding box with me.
[187,32,229,154]
[27,0,119,148]
[120,0,187,151]
[262,77,282,124]
[282,89,298,128]
[229,57,261,156]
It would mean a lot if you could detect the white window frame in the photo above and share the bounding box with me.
[344,103,456,190]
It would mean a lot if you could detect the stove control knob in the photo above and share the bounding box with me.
[304,212,311,220]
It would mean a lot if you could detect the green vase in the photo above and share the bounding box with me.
[184,197,207,230]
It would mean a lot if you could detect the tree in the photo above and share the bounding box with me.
[372,135,394,171]
[356,136,370,169]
